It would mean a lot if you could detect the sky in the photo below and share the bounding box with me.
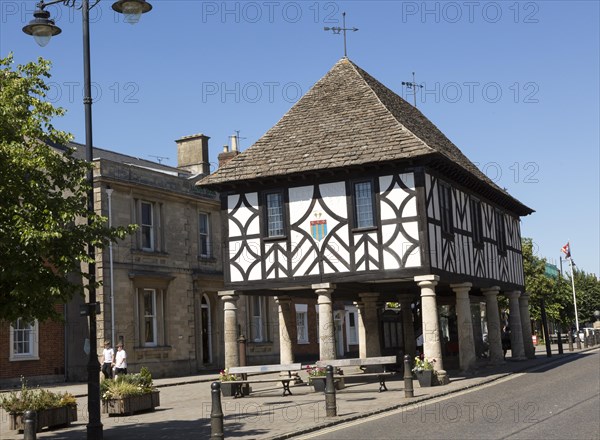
[1,0,599,276]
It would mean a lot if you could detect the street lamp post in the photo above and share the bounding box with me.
[23,1,152,439]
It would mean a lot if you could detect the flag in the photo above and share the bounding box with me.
[561,242,571,259]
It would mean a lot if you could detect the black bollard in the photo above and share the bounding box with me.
[403,355,414,398]
[325,365,337,417]
[576,333,581,349]
[210,382,224,440]
[23,410,37,440]
[567,331,574,352]
[557,329,563,354]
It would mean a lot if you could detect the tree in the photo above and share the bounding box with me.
[568,269,600,327]
[0,54,134,323]
[522,238,571,325]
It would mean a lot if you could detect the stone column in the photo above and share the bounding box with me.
[518,292,535,359]
[219,291,239,369]
[275,296,295,364]
[313,283,336,360]
[359,293,381,357]
[451,283,477,371]
[399,295,416,360]
[505,291,526,360]
[482,287,504,365]
[415,275,446,383]
[354,301,366,358]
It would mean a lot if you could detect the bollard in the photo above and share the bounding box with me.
[403,355,414,398]
[583,331,589,348]
[576,334,581,350]
[325,365,337,417]
[23,410,37,440]
[210,382,224,440]
[238,335,249,395]
[557,330,563,354]
[567,331,574,352]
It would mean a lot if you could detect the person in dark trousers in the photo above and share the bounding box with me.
[501,325,511,360]
[101,340,114,380]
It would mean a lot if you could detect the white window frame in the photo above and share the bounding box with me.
[345,306,358,346]
[199,212,211,258]
[250,296,268,342]
[10,319,39,361]
[142,289,158,347]
[353,181,375,229]
[141,201,155,251]
[295,304,309,344]
[266,192,285,237]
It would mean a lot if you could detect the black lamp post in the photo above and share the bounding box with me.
[23,1,152,439]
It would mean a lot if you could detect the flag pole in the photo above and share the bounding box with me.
[569,257,579,332]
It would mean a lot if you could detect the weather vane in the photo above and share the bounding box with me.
[324,12,358,58]
[402,72,423,108]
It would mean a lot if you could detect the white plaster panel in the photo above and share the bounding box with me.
[399,172,415,189]
[247,238,262,280]
[425,174,434,218]
[289,186,314,224]
[382,224,401,270]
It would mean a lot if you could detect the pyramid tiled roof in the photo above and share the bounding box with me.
[200,58,532,215]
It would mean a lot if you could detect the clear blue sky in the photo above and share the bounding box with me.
[2,1,599,275]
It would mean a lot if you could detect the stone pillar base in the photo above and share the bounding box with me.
[436,370,449,385]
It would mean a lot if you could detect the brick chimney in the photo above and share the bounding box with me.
[175,133,210,176]
[218,134,240,168]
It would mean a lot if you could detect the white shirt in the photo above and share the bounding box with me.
[103,347,114,364]
[115,349,127,369]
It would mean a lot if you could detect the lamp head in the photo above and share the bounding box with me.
[112,0,153,25]
[22,7,61,47]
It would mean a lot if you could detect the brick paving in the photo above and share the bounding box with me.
[1,344,596,439]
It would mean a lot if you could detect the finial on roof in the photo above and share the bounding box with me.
[402,72,424,108]
[324,12,359,58]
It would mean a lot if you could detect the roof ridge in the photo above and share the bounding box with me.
[344,59,436,156]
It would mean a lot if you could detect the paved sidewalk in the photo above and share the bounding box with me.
[1,344,597,439]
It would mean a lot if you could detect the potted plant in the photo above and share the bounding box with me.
[306,365,344,392]
[101,367,160,416]
[218,368,240,397]
[412,356,437,387]
[0,378,78,432]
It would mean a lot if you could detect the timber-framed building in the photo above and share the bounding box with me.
[199,58,535,378]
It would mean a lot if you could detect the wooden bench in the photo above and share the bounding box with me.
[227,363,302,398]
[315,356,398,392]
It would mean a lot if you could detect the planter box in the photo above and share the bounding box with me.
[9,406,78,432]
[102,391,160,416]
[309,377,344,392]
[415,370,434,387]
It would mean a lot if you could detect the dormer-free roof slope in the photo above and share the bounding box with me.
[200,58,533,215]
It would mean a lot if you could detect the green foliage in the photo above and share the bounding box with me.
[569,269,600,326]
[522,238,569,324]
[218,368,237,381]
[0,54,136,322]
[101,368,155,401]
[412,357,436,373]
[0,378,76,414]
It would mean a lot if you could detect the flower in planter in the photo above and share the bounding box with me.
[305,365,343,385]
[218,368,237,382]
[0,377,76,415]
[411,356,436,373]
[101,366,156,401]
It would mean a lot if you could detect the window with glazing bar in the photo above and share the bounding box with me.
[266,192,284,237]
[353,181,375,228]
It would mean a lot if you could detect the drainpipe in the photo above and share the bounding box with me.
[106,186,115,347]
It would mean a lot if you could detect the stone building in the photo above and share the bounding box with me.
[1,135,225,385]
[199,58,536,378]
